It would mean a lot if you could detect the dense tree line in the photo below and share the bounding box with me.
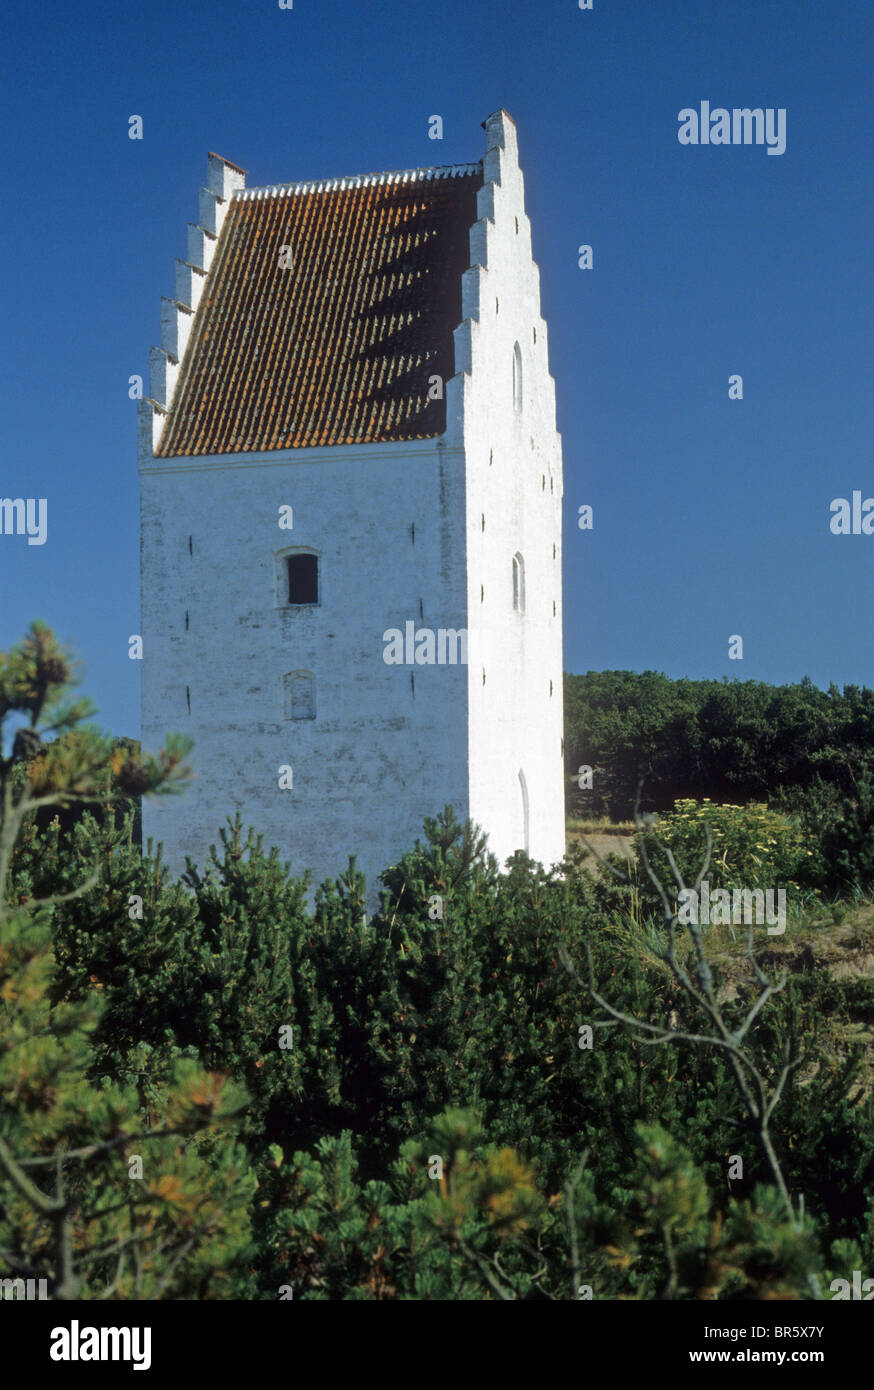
[565,670,874,819]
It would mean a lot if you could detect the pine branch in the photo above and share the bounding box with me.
[561,804,801,1226]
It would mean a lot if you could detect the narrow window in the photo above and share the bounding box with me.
[512,552,525,614]
[512,342,522,412]
[518,769,530,855]
[286,552,318,605]
[283,670,316,720]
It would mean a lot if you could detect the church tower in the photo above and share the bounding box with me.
[138,110,565,898]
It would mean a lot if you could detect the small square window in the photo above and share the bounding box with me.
[284,671,316,719]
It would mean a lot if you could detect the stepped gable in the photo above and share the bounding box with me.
[155,162,484,457]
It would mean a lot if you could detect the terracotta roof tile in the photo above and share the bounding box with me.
[156,164,483,456]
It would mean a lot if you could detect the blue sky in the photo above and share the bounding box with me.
[1,0,871,742]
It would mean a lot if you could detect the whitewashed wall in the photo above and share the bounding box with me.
[139,437,470,899]
[449,110,566,872]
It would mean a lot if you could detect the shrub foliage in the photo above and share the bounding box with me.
[2,627,872,1298]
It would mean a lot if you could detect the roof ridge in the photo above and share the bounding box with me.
[235,161,483,200]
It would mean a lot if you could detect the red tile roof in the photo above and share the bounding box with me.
[156,165,483,456]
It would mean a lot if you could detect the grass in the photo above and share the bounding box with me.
[567,815,636,836]
[565,815,637,874]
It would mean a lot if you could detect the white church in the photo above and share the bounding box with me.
[137,109,565,898]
